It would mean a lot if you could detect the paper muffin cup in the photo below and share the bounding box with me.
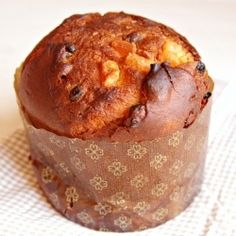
[21,101,211,232]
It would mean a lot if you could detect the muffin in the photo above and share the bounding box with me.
[14,12,213,232]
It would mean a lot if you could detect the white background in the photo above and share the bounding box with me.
[0,0,236,141]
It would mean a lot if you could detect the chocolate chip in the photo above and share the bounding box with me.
[196,61,206,72]
[150,63,161,74]
[60,74,67,80]
[65,44,76,53]
[201,91,212,108]
[69,86,81,101]
[125,32,143,43]
[204,92,212,99]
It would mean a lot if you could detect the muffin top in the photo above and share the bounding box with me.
[15,12,213,141]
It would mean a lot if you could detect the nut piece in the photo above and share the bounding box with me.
[102,60,120,87]
[125,53,155,73]
[158,39,194,67]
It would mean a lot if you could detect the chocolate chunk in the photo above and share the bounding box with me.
[196,61,206,72]
[69,86,81,101]
[125,32,143,43]
[203,92,212,99]
[144,63,162,92]
[65,44,76,53]
[125,104,146,127]
[144,63,172,101]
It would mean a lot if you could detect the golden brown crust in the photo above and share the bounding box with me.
[16,12,213,141]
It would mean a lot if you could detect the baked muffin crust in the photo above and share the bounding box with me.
[16,12,213,141]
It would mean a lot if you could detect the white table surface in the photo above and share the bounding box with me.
[0,0,236,141]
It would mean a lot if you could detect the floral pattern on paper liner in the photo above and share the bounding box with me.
[24,103,211,232]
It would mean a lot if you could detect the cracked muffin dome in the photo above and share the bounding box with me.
[15,12,213,141]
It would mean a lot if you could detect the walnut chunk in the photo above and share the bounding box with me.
[158,39,194,67]
[125,53,155,73]
[102,60,120,87]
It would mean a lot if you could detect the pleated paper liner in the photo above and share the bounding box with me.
[21,101,211,232]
